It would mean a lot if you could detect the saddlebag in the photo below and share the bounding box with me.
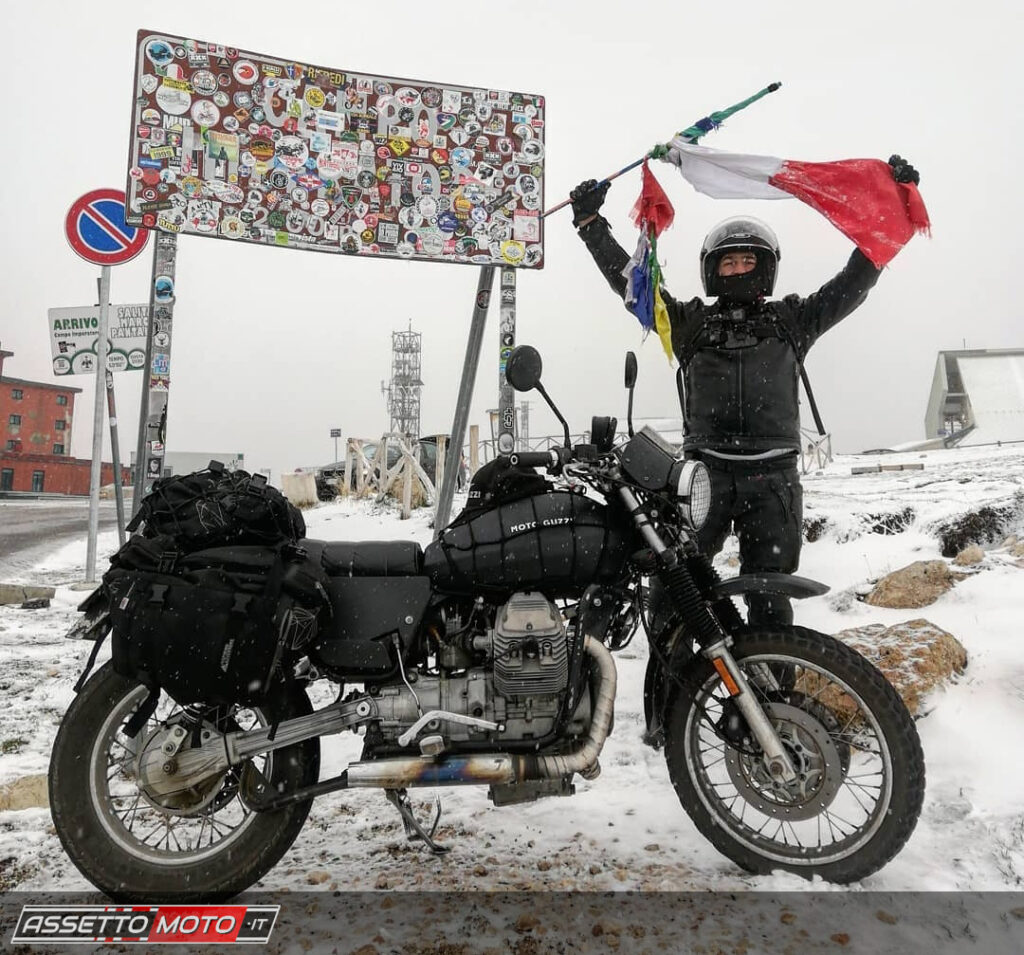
[105,542,327,706]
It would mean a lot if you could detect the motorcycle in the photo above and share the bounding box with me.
[49,346,924,901]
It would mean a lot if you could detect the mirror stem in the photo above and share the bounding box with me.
[536,383,572,449]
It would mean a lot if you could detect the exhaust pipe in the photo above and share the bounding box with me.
[346,635,617,789]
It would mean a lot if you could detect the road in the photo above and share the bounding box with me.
[0,499,122,583]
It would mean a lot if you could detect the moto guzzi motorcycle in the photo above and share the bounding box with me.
[49,346,924,900]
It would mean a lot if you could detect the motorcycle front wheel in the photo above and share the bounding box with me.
[49,661,320,902]
[664,626,925,883]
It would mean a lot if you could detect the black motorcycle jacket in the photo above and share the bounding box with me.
[578,215,881,452]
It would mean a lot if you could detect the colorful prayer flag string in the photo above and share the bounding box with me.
[621,160,676,361]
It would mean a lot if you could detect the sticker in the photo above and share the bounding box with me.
[514,173,539,197]
[233,59,260,84]
[140,74,159,94]
[213,90,230,108]
[276,135,309,171]
[191,100,220,126]
[417,196,438,218]
[191,70,218,95]
[521,139,544,162]
[310,198,330,216]
[304,86,326,109]
[499,238,524,264]
[420,231,445,255]
[153,275,175,302]
[155,85,191,115]
[395,87,420,107]
[145,39,175,69]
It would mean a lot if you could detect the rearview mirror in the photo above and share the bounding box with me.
[624,352,638,389]
[505,345,543,392]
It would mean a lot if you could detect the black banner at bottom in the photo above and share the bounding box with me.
[1,892,1022,954]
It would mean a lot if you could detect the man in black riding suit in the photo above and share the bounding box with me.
[569,156,919,632]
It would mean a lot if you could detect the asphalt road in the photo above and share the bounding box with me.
[0,499,122,574]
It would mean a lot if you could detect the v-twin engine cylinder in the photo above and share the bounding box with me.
[369,592,586,748]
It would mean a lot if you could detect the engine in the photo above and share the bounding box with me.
[367,592,589,749]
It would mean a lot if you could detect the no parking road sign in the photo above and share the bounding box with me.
[65,188,149,266]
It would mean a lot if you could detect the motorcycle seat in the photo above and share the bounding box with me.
[301,539,424,577]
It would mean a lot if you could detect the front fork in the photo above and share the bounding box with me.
[618,486,797,783]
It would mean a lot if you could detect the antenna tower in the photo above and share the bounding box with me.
[382,322,423,440]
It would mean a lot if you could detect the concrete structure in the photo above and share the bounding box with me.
[924,349,1024,447]
[0,342,127,494]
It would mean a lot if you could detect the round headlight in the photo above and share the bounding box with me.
[673,460,712,530]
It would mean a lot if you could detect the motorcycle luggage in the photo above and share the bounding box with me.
[126,460,305,550]
[424,490,632,597]
[105,545,326,706]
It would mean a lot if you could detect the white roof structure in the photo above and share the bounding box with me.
[924,349,1024,447]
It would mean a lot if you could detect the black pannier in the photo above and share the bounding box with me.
[126,460,305,549]
[106,543,326,707]
[424,491,633,598]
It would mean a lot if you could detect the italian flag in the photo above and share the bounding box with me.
[661,139,931,268]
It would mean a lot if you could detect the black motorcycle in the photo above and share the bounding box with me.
[49,346,924,900]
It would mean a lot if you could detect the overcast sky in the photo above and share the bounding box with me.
[2,1,1019,481]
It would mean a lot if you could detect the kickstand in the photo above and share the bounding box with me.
[384,788,449,855]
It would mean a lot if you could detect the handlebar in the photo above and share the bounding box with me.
[508,450,561,469]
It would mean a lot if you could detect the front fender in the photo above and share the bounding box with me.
[710,572,829,601]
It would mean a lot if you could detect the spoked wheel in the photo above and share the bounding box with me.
[49,662,320,902]
[664,626,924,883]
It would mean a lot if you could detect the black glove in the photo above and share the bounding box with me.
[888,155,920,186]
[570,179,610,228]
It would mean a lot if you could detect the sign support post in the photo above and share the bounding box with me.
[497,268,518,456]
[131,239,159,516]
[134,232,179,503]
[434,266,495,535]
[105,370,127,545]
[85,267,111,582]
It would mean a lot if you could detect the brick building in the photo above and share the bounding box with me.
[0,343,128,494]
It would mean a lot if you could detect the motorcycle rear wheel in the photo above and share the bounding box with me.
[49,661,320,902]
[664,626,924,883]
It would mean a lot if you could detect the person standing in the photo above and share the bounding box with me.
[569,156,920,630]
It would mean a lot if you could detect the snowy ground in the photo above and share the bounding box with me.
[1,444,1023,913]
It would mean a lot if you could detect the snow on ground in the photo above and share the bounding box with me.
[1,445,1023,902]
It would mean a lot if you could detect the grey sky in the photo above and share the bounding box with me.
[3,1,1018,480]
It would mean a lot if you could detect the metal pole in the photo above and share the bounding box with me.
[497,268,517,455]
[131,239,159,516]
[85,266,111,582]
[105,370,126,545]
[434,265,495,535]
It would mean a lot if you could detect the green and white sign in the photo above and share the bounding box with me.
[48,304,150,375]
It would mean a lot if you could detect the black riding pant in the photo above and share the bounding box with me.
[696,455,803,625]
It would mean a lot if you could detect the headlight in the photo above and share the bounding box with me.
[670,460,712,530]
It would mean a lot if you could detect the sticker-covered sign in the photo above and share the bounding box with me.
[48,304,150,376]
[126,31,546,268]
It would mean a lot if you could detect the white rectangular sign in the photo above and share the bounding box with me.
[48,304,150,375]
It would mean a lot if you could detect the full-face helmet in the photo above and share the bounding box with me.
[700,216,780,301]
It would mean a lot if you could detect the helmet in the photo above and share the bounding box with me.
[700,216,780,301]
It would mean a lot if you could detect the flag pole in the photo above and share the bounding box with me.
[542,81,782,219]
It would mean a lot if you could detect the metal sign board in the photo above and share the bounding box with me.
[48,304,150,375]
[126,31,545,268]
[65,189,150,265]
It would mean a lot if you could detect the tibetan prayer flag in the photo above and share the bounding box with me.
[623,162,676,361]
[659,139,930,268]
